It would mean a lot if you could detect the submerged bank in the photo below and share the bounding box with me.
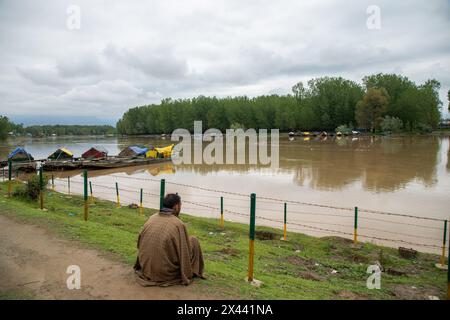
[0,181,447,299]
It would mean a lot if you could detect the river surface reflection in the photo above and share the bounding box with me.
[1,135,449,253]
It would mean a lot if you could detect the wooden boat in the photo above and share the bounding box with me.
[81,157,170,169]
[3,144,175,172]
[1,147,36,173]
[0,160,37,173]
[42,156,171,171]
[47,162,175,180]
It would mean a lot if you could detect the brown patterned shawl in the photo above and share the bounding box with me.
[134,210,204,286]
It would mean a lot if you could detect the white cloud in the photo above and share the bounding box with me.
[0,0,449,124]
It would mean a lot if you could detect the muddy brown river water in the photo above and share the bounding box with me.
[1,134,449,253]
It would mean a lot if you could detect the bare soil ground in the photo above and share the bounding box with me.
[0,215,218,300]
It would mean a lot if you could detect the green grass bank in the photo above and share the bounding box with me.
[0,181,447,300]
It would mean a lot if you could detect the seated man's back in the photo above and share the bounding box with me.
[134,194,204,286]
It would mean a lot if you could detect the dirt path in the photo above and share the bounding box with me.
[0,215,218,299]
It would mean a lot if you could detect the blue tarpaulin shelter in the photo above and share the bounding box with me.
[8,147,34,161]
[118,146,148,157]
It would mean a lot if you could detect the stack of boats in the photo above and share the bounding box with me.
[1,144,175,172]
[288,130,360,137]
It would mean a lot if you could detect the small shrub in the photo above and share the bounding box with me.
[13,174,49,200]
[12,185,29,199]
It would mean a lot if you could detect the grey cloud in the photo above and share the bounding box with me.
[57,55,103,78]
[0,0,449,122]
[102,44,189,79]
[16,65,67,88]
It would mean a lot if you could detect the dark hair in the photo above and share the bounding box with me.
[163,193,181,209]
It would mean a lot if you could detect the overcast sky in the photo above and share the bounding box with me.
[0,0,449,125]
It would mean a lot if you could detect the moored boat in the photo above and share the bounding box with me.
[41,156,171,171]
[3,144,175,172]
[41,144,175,171]
[1,147,37,173]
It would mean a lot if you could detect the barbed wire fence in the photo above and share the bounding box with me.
[3,167,449,292]
[46,172,449,253]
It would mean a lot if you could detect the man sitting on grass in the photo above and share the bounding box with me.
[134,193,205,286]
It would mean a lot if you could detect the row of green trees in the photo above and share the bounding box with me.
[0,116,23,139]
[24,125,116,137]
[117,73,444,134]
[0,118,116,139]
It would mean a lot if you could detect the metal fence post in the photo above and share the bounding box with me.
[83,170,88,221]
[159,179,165,210]
[447,230,450,300]
[140,188,143,215]
[441,220,448,266]
[247,193,256,282]
[283,202,287,241]
[220,196,224,228]
[89,180,94,203]
[39,166,44,210]
[115,182,120,207]
[354,206,358,244]
[7,160,12,197]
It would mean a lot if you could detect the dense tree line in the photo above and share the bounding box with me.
[0,118,116,139]
[24,125,116,137]
[360,74,441,132]
[117,74,443,135]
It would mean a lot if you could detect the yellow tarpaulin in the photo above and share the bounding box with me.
[48,147,74,159]
[146,144,174,158]
[59,147,73,157]
[146,149,158,158]
[155,144,174,158]
[148,164,175,176]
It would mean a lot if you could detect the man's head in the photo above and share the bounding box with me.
[163,193,182,216]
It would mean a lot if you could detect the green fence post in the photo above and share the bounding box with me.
[39,166,44,209]
[140,188,143,215]
[247,193,256,282]
[83,170,88,221]
[441,220,448,266]
[115,182,120,207]
[51,174,55,191]
[354,206,358,244]
[7,160,12,197]
[159,179,165,210]
[220,196,224,228]
[89,180,93,203]
[283,202,287,241]
[447,230,450,300]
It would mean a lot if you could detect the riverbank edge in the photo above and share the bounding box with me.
[3,129,449,142]
[0,181,447,300]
